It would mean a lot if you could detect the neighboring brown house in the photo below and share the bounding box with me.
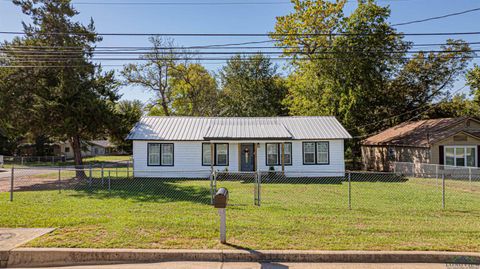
[361,117,480,171]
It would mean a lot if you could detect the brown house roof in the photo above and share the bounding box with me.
[362,117,475,148]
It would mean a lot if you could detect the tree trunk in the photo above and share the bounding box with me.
[161,98,170,116]
[71,135,86,179]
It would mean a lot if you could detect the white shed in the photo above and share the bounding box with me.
[127,116,352,178]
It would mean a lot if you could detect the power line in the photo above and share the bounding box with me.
[0,0,293,6]
[60,1,292,6]
[2,50,477,61]
[3,55,479,64]
[353,85,467,138]
[3,41,480,51]
[0,0,415,6]
[392,7,480,27]
[3,30,480,37]
[2,48,477,55]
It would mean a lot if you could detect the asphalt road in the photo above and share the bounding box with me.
[15,262,464,269]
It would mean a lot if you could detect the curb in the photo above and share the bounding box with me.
[2,248,480,268]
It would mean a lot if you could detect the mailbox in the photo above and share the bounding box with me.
[214,188,229,208]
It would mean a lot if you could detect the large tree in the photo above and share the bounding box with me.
[218,54,288,117]
[122,37,189,116]
[169,63,219,116]
[109,100,143,153]
[426,94,480,118]
[4,0,120,170]
[273,0,473,136]
[467,64,480,106]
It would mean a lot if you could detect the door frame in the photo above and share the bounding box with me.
[239,143,256,172]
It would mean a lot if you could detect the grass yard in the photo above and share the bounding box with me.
[0,177,479,251]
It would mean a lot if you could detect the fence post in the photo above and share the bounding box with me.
[21,157,24,166]
[469,167,472,190]
[116,167,118,179]
[89,164,92,184]
[442,173,445,210]
[108,170,111,194]
[58,168,61,194]
[210,172,214,205]
[254,172,258,206]
[213,170,217,194]
[210,171,217,205]
[101,164,104,186]
[348,172,352,210]
[10,166,14,202]
[257,171,261,207]
[127,161,130,179]
[435,164,439,186]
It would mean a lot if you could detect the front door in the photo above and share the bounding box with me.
[240,144,255,172]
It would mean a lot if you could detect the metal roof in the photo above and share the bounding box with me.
[127,116,352,141]
[204,118,292,140]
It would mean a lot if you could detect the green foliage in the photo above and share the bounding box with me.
[110,100,144,152]
[3,0,121,165]
[426,94,480,118]
[467,64,480,106]
[169,63,219,116]
[390,40,474,117]
[218,54,288,116]
[273,0,474,136]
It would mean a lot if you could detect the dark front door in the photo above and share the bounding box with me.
[240,144,255,172]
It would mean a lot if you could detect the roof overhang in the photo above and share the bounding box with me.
[203,137,293,141]
[431,130,480,145]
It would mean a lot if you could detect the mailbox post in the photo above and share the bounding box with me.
[214,188,228,244]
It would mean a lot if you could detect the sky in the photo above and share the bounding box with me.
[1,0,480,105]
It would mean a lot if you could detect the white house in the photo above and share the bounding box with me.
[127,116,352,178]
[57,140,120,159]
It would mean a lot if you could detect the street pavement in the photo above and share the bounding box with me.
[14,262,468,269]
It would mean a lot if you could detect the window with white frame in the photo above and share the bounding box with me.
[215,144,228,166]
[303,142,330,165]
[148,143,174,166]
[202,143,229,166]
[445,146,476,167]
[266,143,292,166]
[202,143,212,166]
[316,142,329,164]
[161,144,174,166]
[266,144,278,166]
[303,142,316,164]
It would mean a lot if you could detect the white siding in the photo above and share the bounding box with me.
[133,140,345,178]
[256,140,345,177]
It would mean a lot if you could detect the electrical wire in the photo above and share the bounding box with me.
[352,85,468,138]
[2,49,476,57]
[3,30,480,37]
[392,7,480,27]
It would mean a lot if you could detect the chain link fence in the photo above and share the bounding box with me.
[2,155,132,168]
[3,166,478,212]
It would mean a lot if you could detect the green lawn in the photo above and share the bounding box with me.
[0,177,479,251]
